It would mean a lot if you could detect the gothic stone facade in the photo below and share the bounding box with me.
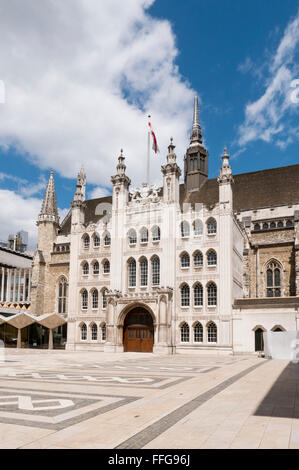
[30,100,299,354]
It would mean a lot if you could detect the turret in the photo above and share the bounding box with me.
[71,167,87,226]
[184,96,209,191]
[217,147,234,206]
[111,149,131,210]
[161,137,181,203]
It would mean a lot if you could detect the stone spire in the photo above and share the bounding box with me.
[73,166,86,203]
[38,171,59,224]
[190,96,203,145]
[111,149,131,188]
[217,147,234,184]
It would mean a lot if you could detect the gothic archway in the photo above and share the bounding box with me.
[123,306,154,353]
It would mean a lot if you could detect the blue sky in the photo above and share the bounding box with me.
[0,0,298,247]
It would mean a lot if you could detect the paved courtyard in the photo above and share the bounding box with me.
[0,349,298,448]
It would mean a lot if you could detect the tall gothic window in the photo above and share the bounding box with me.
[152,256,160,285]
[181,323,190,342]
[194,283,203,307]
[181,284,190,307]
[103,260,110,274]
[207,250,217,266]
[102,289,107,309]
[92,289,98,309]
[189,155,198,171]
[91,324,97,341]
[194,251,203,267]
[83,234,90,249]
[207,282,217,306]
[140,258,148,286]
[93,235,100,247]
[194,322,203,342]
[266,261,281,297]
[152,226,160,242]
[181,253,190,268]
[129,229,137,245]
[128,259,136,287]
[81,323,87,340]
[140,227,148,243]
[82,262,89,275]
[207,322,217,343]
[207,219,217,235]
[101,323,106,341]
[104,232,111,246]
[93,261,99,275]
[81,290,88,310]
[200,154,205,171]
[193,219,203,236]
[58,277,67,314]
[181,221,190,238]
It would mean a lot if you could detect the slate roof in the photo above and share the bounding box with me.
[59,164,299,235]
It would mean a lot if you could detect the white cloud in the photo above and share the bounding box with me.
[0,189,68,249]
[88,186,111,200]
[0,0,195,189]
[238,10,299,148]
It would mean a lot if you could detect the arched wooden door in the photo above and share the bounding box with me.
[123,307,154,353]
[255,328,264,352]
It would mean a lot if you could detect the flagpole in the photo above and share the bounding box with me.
[147,114,151,185]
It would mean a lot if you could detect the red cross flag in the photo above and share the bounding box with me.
[148,118,160,154]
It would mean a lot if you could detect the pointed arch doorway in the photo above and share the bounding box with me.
[123,307,154,353]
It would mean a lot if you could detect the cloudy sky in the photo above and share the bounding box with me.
[0,0,298,248]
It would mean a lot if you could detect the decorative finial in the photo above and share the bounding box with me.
[223,147,228,155]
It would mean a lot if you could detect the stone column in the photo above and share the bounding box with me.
[17,269,21,302]
[294,211,299,295]
[17,328,21,349]
[22,269,26,302]
[1,267,5,302]
[12,269,16,302]
[48,329,53,350]
[6,269,11,302]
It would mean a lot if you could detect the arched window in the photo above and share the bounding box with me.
[140,258,148,286]
[103,260,110,274]
[92,289,98,309]
[81,290,88,310]
[82,262,89,275]
[277,221,283,228]
[270,222,276,229]
[194,251,203,268]
[207,322,217,342]
[128,229,137,245]
[58,277,67,314]
[207,282,217,306]
[93,234,100,247]
[207,250,217,266]
[263,222,268,230]
[181,221,190,238]
[128,259,136,287]
[104,232,111,246]
[101,323,107,341]
[286,220,293,227]
[83,234,90,249]
[181,253,190,268]
[193,219,203,236]
[152,226,160,242]
[152,256,160,285]
[181,284,190,307]
[181,322,190,342]
[254,223,261,231]
[207,219,217,235]
[140,227,148,243]
[93,261,99,275]
[194,283,203,307]
[266,261,281,297]
[194,322,203,342]
[91,324,98,341]
[81,323,87,341]
[102,289,107,309]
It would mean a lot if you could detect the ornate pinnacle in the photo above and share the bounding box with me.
[38,171,59,224]
[190,96,203,144]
